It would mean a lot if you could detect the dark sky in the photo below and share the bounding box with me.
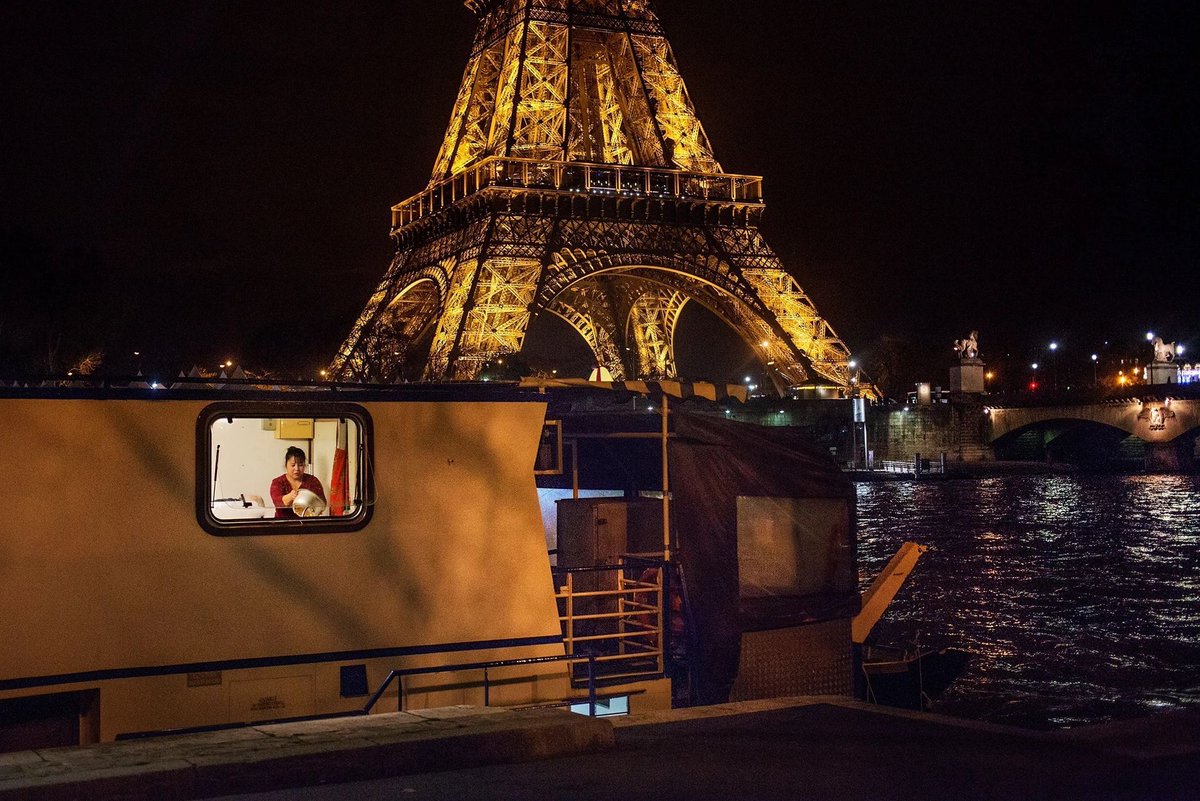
[1,1,1196,381]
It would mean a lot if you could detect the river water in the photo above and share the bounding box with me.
[855,474,1200,729]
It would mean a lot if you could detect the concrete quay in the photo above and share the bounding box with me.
[3,697,1199,800]
[0,706,612,801]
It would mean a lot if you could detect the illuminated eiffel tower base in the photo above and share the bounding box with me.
[331,0,854,393]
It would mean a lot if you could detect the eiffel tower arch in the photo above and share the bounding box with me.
[331,0,854,394]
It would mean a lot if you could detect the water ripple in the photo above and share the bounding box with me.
[856,474,1200,729]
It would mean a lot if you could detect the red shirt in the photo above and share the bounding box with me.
[269,473,327,519]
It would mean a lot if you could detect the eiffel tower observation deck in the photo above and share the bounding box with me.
[331,0,855,394]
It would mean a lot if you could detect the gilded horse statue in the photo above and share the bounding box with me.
[1152,336,1177,363]
[954,331,980,360]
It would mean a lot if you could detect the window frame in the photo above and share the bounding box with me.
[195,402,375,536]
[533,419,564,475]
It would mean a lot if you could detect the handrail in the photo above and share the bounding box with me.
[554,558,666,681]
[363,652,599,717]
[392,156,765,229]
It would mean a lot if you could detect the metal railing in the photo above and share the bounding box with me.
[876,456,945,475]
[362,651,601,717]
[392,156,765,228]
[554,559,665,684]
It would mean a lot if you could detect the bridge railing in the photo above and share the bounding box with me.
[391,157,765,228]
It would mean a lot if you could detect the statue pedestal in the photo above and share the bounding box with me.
[1147,363,1180,385]
[950,358,985,394]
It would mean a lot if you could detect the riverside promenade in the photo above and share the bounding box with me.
[2,697,1198,800]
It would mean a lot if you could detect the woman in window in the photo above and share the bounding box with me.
[269,446,327,518]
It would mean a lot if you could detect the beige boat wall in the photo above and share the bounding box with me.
[0,396,569,743]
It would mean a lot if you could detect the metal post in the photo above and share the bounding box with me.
[565,572,574,655]
[571,438,579,499]
[661,394,670,562]
[484,667,490,707]
[587,655,597,717]
[849,414,857,469]
[658,565,666,674]
[863,420,871,470]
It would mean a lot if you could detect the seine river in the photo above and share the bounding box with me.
[856,474,1200,730]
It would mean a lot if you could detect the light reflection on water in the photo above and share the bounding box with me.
[856,474,1200,729]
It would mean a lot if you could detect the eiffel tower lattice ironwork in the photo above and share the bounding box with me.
[331,0,854,393]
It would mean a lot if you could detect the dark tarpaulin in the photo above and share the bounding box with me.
[669,412,860,705]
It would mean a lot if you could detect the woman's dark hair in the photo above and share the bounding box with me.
[284,446,307,464]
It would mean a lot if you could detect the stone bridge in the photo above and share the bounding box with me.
[985,392,1200,470]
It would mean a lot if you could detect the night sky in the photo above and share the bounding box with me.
[1,1,1196,386]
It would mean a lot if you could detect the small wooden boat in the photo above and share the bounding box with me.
[861,643,972,710]
[852,542,971,710]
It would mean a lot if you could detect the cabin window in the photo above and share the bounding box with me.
[197,403,373,535]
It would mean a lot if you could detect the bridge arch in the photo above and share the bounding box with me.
[987,399,1200,444]
[987,400,1200,470]
[538,249,829,389]
[991,417,1145,466]
[539,250,813,387]
[334,264,451,382]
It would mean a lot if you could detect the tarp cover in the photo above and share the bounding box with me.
[669,412,859,704]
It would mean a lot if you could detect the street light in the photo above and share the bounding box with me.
[1048,342,1059,391]
[1091,353,1099,387]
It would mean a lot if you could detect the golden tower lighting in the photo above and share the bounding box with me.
[332,0,855,394]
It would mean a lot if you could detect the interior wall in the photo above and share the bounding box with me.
[209,417,359,512]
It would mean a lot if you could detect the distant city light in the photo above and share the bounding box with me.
[1031,363,1038,370]
[744,376,752,383]
[1091,354,1098,361]
[1178,344,1186,355]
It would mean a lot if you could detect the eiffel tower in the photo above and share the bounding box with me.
[331,0,853,393]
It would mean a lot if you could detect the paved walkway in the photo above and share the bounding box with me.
[3,697,1198,800]
[0,706,612,801]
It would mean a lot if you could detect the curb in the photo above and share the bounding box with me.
[0,706,614,801]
